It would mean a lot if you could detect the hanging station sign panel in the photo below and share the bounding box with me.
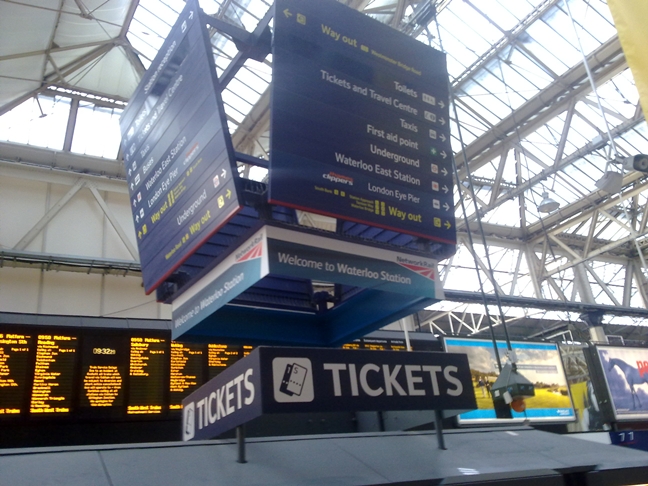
[270,0,455,244]
[119,0,242,293]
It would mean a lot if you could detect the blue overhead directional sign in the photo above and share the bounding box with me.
[120,0,242,294]
[270,0,455,243]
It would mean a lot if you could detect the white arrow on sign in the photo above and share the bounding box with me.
[442,185,449,194]
[439,117,446,125]
[443,202,450,211]
[440,151,447,159]
[284,8,292,17]
[440,134,447,142]
[438,100,445,109]
[221,168,227,178]
[441,167,448,176]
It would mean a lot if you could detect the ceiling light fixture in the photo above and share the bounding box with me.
[538,191,560,213]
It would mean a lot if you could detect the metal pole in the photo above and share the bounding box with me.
[434,410,446,450]
[400,317,412,351]
[236,425,247,463]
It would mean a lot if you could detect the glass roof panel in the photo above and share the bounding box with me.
[70,103,123,159]
[433,25,479,79]
[456,81,505,126]
[566,0,616,45]
[127,20,166,67]
[561,116,598,156]
[618,125,648,155]
[522,22,578,75]
[0,94,70,150]
[450,1,506,47]
[227,77,263,104]
[484,0,526,31]
[563,154,605,189]
[482,199,522,227]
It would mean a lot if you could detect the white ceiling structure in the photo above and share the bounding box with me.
[1,0,648,343]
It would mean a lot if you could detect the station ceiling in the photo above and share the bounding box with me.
[1,0,647,342]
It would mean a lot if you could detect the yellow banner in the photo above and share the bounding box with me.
[608,0,648,118]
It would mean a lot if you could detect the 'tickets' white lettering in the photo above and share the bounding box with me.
[323,362,464,398]
[194,368,255,430]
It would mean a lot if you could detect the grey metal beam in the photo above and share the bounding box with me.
[13,178,85,251]
[442,289,648,318]
[529,177,648,245]
[119,0,141,39]
[63,98,79,152]
[584,262,622,307]
[0,249,140,276]
[456,36,626,178]
[87,183,139,259]
[217,6,273,88]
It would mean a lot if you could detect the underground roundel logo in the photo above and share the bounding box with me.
[272,357,314,403]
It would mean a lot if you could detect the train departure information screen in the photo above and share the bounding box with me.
[208,344,241,379]
[80,334,126,413]
[128,336,167,414]
[1,323,434,422]
[0,333,32,415]
[30,334,78,414]
[170,342,203,410]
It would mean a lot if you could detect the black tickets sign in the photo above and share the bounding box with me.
[182,346,476,440]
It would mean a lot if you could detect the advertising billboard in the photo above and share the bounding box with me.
[443,337,575,424]
[560,344,608,432]
[593,345,648,422]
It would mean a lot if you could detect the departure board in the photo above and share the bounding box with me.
[363,337,407,351]
[0,332,32,415]
[0,323,437,423]
[343,337,407,351]
[30,334,78,414]
[128,336,167,415]
[207,344,241,379]
[79,334,126,417]
[342,342,362,350]
[170,342,204,410]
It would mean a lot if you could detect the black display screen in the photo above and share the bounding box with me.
[0,332,33,416]
[30,333,78,415]
[0,324,432,422]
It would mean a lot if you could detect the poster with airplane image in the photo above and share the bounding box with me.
[596,346,648,421]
